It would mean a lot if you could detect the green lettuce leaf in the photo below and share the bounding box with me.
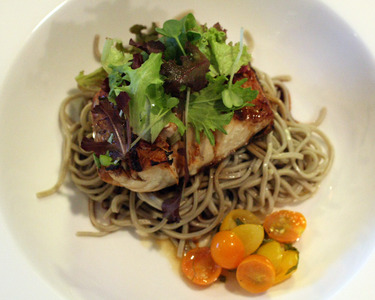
[123,52,164,142]
[209,38,251,76]
[75,67,107,92]
[108,52,183,145]
[195,27,251,77]
[101,38,133,73]
[146,83,185,143]
[107,63,132,104]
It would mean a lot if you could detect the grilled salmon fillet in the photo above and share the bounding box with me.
[90,65,273,192]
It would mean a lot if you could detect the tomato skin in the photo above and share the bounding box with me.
[236,254,276,293]
[181,247,222,286]
[210,231,245,269]
[220,209,261,231]
[263,210,307,244]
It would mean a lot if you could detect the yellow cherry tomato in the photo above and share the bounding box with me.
[256,240,284,273]
[220,209,261,231]
[210,231,245,269]
[274,249,299,284]
[232,224,264,256]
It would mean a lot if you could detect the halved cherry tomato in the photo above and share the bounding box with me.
[181,247,222,286]
[220,209,261,231]
[263,210,306,243]
[274,249,299,284]
[236,254,276,293]
[232,224,264,255]
[256,240,284,273]
[210,231,245,269]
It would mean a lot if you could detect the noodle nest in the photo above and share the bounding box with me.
[37,67,333,257]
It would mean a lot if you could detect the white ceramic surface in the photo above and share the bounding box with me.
[0,0,374,299]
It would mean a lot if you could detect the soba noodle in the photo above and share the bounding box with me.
[37,65,333,257]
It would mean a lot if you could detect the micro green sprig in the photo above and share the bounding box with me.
[156,19,187,56]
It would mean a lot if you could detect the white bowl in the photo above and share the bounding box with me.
[0,0,375,299]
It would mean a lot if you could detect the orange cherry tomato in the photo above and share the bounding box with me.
[181,247,222,286]
[236,254,276,294]
[263,210,307,244]
[210,231,245,269]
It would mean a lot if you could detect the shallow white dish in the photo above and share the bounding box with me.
[0,0,375,299]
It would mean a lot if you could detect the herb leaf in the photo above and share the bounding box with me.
[187,73,257,144]
[235,218,245,226]
[222,78,258,109]
[222,88,243,108]
[156,19,183,39]
[99,151,118,167]
[156,19,186,55]
[188,82,233,145]
[180,13,202,44]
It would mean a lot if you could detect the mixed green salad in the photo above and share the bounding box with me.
[76,13,258,148]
